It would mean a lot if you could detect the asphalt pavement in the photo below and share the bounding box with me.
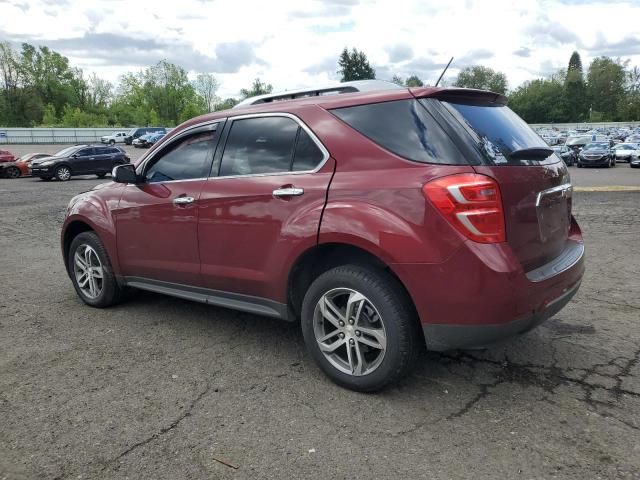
[0,148,639,479]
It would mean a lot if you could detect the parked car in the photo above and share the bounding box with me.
[31,145,129,181]
[552,145,575,166]
[0,149,16,163]
[626,134,640,144]
[61,82,584,391]
[577,142,614,168]
[132,133,163,148]
[611,143,640,163]
[630,155,640,168]
[0,153,50,178]
[124,127,165,145]
[100,131,129,145]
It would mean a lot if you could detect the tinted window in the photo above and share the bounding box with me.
[292,129,325,171]
[76,148,94,156]
[145,130,216,183]
[440,100,552,165]
[332,99,465,164]
[219,117,298,176]
[584,143,608,150]
[105,147,120,154]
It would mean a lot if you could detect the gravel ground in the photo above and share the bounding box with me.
[0,165,639,479]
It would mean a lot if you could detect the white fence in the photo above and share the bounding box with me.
[0,128,125,144]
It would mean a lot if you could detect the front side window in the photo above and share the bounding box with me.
[145,130,216,183]
[219,117,299,176]
[76,148,94,157]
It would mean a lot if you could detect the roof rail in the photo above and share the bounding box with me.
[233,80,403,109]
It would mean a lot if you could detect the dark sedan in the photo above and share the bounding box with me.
[577,142,615,168]
[30,145,130,181]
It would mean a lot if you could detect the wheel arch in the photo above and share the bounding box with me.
[62,220,95,274]
[287,243,420,332]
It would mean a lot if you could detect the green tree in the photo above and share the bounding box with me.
[455,66,507,94]
[193,73,220,112]
[41,103,58,125]
[565,51,587,121]
[508,77,567,123]
[405,75,424,87]
[215,97,239,111]
[337,47,375,82]
[586,57,627,121]
[240,78,273,99]
[391,74,404,86]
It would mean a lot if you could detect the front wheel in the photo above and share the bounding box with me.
[108,140,115,145]
[5,166,21,178]
[68,231,127,307]
[301,265,420,392]
[55,165,72,181]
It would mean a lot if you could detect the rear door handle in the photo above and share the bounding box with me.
[173,196,195,205]
[273,187,304,197]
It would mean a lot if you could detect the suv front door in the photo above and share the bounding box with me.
[71,147,96,173]
[114,124,220,285]
[198,114,334,304]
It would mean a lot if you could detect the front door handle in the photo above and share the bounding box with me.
[273,187,304,197]
[173,196,195,205]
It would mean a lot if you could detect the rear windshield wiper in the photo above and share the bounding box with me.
[509,147,554,160]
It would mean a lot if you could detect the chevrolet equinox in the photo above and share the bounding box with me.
[61,82,585,391]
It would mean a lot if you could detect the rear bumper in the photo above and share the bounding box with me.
[422,278,581,350]
[392,219,585,351]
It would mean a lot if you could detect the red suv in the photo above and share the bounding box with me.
[61,83,584,391]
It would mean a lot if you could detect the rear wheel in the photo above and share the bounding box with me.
[68,231,127,307]
[301,265,420,392]
[6,166,20,178]
[55,165,72,181]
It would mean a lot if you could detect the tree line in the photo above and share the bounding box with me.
[1,41,639,128]
[339,47,640,123]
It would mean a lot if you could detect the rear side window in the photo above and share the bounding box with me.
[438,100,553,165]
[219,117,298,176]
[332,99,466,165]
[292,129,324,171]
[145,130,216,183]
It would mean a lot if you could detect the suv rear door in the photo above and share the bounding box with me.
[198,114,334,304]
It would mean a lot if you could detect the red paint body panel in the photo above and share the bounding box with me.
[113,180,207,285]
[198,158,335,302]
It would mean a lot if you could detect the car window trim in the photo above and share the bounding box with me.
[137,119,224,181]
[211,112,330,179]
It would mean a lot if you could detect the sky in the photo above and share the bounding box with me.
[2,0,640,98]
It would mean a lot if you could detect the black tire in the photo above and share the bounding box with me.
[6,166,21,178]
[577,162,583,168]
[55,165,72,181]
[68,231,127,308]
[96,173,107,178]
[301,264,420,392]
[108,139,115,145]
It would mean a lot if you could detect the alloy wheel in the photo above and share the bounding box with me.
[7,167,20,178]
[57,166,71,181]
[313,288,387,376]
[73,244,104,299]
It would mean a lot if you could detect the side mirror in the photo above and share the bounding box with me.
[112,163,138,184]
[71,153,79,158]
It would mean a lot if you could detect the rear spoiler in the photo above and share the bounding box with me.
[410,87,507,106]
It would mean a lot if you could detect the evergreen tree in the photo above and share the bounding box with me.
[565,51,587,121]
[337,48,376,82]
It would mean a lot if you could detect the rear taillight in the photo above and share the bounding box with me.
[422,173,506,243]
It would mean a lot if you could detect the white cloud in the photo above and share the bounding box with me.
[2,0,640,97]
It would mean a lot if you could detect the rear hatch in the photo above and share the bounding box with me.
[419,93,572,272]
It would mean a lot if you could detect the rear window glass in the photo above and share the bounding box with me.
[332,99,466,165]
[438,100,554,165]
[292,129,325,171]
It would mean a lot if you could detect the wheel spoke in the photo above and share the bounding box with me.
[74,252,87,270]
[346,291,365,325]
[319,337,345,353]
[91,267,103,278]
[357,327,386,350]
[318,330,341,343]
[77,272,89,287]
[320,296,344,327]
[352,341,364,375]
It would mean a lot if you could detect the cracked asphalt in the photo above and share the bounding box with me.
[1,163,639,479]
